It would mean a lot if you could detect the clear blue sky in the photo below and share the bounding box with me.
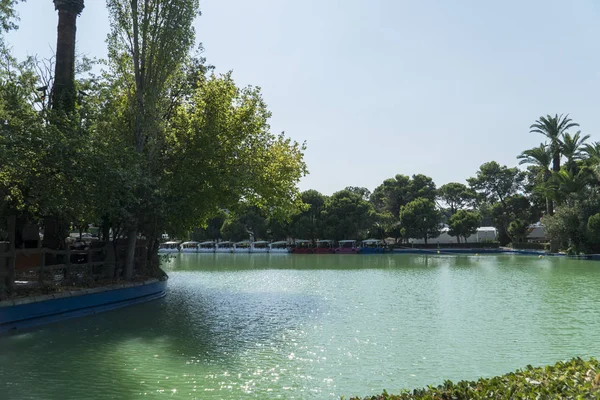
[7,0,600,194]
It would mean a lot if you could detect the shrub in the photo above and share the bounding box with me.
[509,242,548,251]
[347,358,600,400]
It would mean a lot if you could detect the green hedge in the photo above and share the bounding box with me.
[347,358,600,399]
[509,242,549,251]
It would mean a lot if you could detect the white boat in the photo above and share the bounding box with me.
[198,241,216,253]
[269,241,289,253]
[180,241,199,253]
[233,240,251,253]
[251,240,270,253]
[158,241,181,253]
[215,241,233,253]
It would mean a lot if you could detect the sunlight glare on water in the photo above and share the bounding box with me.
[1,254,600,399]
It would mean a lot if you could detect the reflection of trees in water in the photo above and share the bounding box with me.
[168,253,488,271]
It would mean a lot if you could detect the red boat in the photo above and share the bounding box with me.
[290,239,313,254]
[314,239,335,254]
[336,240,358,254]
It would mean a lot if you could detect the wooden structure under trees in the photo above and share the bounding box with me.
[0,216,151,301]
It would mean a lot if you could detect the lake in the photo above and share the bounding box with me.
[2,253,600,399]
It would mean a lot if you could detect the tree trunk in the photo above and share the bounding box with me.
[552,152,560,173]
[52,3,81,112]
[124,229,137,280]
[424,237,428,245]
[101,215,110,242]
[5,216,16,296]
[42,217,65,250]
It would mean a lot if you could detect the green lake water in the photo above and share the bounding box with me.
[2,254,600,399]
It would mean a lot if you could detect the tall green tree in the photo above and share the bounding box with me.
[583,141,600,160]
[561,131,589,174]
[290,190,326,241]
[518,144,552,215]
[52,0,84,112]
[448,210,481,244]
[529,114,579,173]
[220,207,267,242]
[399,198,441,245]
[467,161,525,207]
[468,162,526,244]
[322,188,375,240]
[370,174,436,218]
[437,182,476,215]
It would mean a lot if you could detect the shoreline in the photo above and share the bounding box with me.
[0,276,167,333]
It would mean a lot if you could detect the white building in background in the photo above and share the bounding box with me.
[527,222,546,242]
[408,226,497,245]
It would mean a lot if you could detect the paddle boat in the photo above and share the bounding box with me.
[180,241,199,253]
[233,240,251,253]
[215,241,233,253]
[269,241,290,253]
[158,241,181,253]
[359,239,385,254]
[336,239,358,254]
[251,240,270,253]
[198,241,216,253]
[314,239,335,254]
[290,239,313,254]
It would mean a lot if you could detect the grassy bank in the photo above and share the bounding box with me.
[347,358,600,399]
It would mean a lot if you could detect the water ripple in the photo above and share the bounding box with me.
[1,254,600,399]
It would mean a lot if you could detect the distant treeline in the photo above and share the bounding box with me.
[192,114,600,254]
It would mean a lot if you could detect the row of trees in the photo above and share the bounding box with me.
[0,0,307,287]
[192,178,479,245]
[201,114,600,253]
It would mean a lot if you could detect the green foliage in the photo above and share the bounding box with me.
[561,130,589,174]
[370,174,437,242]
[467,161,525,205]
[490,195,532,245]
[509,242,548,250]
[587,213,600,243]
[543,205,587,253]
[348,358,600,400]
[0,0,307,279]
[448,210,480,243]
[507,218,529,243]
[0,0,22,34]
[530,114,579,172]
[468,162,528,244]
[220,207,267,242]
[437,182,476,215]
[371,174,436,218]
[399,198,441,244]
[322,188,376,240]
[163,72,307,236]
[289,190,327,241]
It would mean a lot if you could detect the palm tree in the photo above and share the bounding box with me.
[518,144,552,173]
[561,131,590,174]
[547,169,592,206]
[583,141,600,160]
[529,114,579,173]
[43,0,85,251]
[51,0,85,112]
[518,144,552,215]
